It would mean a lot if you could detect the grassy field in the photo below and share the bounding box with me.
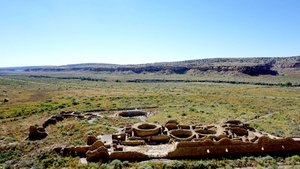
[0,73,300,168]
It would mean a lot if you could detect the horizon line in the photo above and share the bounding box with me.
[0,55,299,69]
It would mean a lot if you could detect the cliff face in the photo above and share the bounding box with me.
[22,64,281,76]
[188,64,278,76]
[2,56,300,76]
[237,64,278,76]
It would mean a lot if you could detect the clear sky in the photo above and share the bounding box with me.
[1,0,300,67]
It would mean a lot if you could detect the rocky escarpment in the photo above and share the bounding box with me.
[23,64,280,76]
[3,56,299,76]
[25,64,278,76]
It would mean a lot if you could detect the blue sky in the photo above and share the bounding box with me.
[1,0,300,67]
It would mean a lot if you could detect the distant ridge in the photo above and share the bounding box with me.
[0,56,299,76]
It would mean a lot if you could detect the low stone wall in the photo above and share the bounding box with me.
[110,151,149,161]
[167,137,300,158]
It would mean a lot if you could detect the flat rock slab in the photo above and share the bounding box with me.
[79,158,88,165]
[123,144,177,158]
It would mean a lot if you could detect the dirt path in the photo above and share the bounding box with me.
[245,112,276,123]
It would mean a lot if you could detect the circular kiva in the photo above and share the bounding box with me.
[194,129,217,135]
[169,129,196,141]
[132,123,161,137]
[118,110,148,117]
[225,120,242,125]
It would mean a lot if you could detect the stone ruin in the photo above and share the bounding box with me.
[52,119,300,162]
[26,107,152,140]
[28,111,99,141]
[27,109,149,141]
[26,110,300,161]
[28,126,47,140]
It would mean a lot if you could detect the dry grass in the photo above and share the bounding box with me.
[0,73,299,168]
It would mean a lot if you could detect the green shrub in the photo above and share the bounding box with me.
[78,162,101,169]
[71,98,79,105]
[109,159,122,169]
[255,156,277,167]
[53,157,68,167]
[281,82,292,87]
[285,155,300,165]
[188,160,218,169]
[58,104,66,109]
[189,161,207,169]
[224,165,234,169]
[138,163,153,169]
[0,150,20,163]
[41,158,54,168]
[164,161,185,169]
[122,161,129,167]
